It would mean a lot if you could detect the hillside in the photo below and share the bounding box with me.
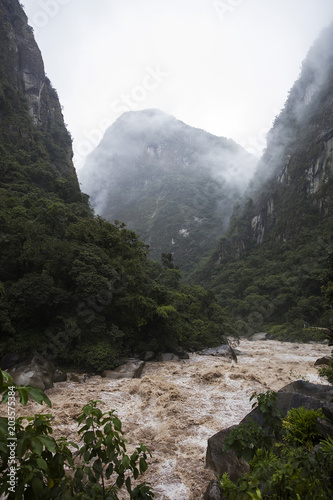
[0,0,235,372]
[78,109,257,272]
[192,23,333,338]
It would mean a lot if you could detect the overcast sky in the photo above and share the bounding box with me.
[23,0,333,171]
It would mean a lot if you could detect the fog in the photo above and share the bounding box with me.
[79,109,258,219]
[22,0,333,171]
[249,22,333,191]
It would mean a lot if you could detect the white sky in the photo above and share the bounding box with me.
[22,0,333,171]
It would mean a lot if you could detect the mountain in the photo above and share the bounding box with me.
[78,109,257,272]
[0,0,235,372]
[0,0,80,199]
[193,23,333,339]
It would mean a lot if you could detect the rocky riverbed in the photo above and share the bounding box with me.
[7,339,332,499]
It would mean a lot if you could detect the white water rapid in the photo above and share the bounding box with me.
[12,339,332,499]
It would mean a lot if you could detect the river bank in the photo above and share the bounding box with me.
[10,339,332,499]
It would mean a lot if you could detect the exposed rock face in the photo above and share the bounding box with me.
[217,23,333,260]
[206,425,250,481]
[79,109,257,271]
[8,356,53,390]
[0,0,44,123]
[277,380,333,403]
[0,0,81,183]
[314,356,331,366]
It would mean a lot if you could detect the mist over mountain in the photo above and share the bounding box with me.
[193,23,333,337]
[79,109,257,271]
[0,0,237,377]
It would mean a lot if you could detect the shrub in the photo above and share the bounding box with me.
[283,406,324,449]
[0,369,154,499]
[219,391,333,499]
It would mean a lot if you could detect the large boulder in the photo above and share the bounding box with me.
[206,382,332,490]
[206,425,250,482]
[53,369,67,382]
[8,356,53,390]
[277,380,333,403]
[314,356,331,366]
[198,345,237,362]
[0,353,21,370]
[143,351,155,361]
[174,348,190,360]
[240,391,324,429]
[102,360,145,379]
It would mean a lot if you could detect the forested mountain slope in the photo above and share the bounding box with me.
[0,0,235,371]
[193,23,333,338]
[79,109,257,272]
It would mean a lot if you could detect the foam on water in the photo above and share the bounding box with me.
[6,339,331,499]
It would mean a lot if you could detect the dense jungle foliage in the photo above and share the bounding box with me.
[0,75,235,372]
[190,25,333,339]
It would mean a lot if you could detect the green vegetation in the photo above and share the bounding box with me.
[192,234,332,339]
[0,369,154,499]
[0,67,234,372]
[219,391,333,499]
[190,26,333,339]
[80,109,255,274]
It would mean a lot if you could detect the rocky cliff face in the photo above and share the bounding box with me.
[0,0,80,187]
[193,24,333,332]
[217,23,333,261]
[79,109,257,271]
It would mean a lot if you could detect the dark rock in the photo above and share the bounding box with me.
[206,425,250,482]
[241,392,324,428]
[53,369,67,383]
[176,350,190,360]
[157,353,180,362]
[0,353,20,370]
[322,403,333,423]
[316,417,333,439]
[143,351,155,362]
[204,480,223,500]
[8,356,53,390]
[198,345,237,362]
[249,332,268,341]
[278,380,333,403]
[314,356,331,366]
[102,360,145,379]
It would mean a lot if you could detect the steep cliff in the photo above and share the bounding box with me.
[219,23,333,258]
[0,0,80,193]
[0,1,235,370]
[193,23,333,335]
[79,109,257,272]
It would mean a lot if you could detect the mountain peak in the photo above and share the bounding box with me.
[79,112,257,271]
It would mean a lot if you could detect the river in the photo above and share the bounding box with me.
[15,339,332,499]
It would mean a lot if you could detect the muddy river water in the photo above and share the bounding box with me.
[14,339,332,499]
